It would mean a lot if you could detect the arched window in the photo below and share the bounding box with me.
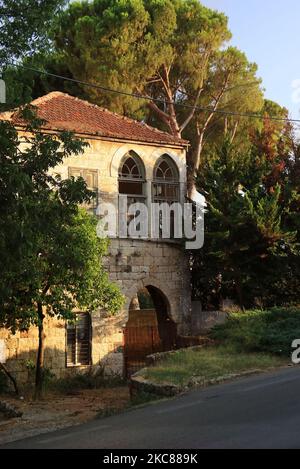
[152,156,180,239]
[118,151,145,201]
[153,155,179,203]
[118,151,146,237]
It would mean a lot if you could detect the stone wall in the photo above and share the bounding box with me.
[105,238,191,335]
[191,301,228,333]
[0,311,126,386]
[0,135,192,386]
[91,310,126,376]
[50,137,187,207]
[53,135,191,335]
[0,317,66,385]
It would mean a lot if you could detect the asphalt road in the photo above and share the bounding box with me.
[2,366,300,449]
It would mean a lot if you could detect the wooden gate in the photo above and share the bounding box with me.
[124,309,176,378]
[123,309,163,378]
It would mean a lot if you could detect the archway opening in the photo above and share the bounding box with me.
[124,286,177,377]
[145,285,177,351]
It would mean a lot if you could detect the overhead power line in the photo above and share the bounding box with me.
[7,62,300,126]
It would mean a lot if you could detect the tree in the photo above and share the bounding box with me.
[54,0,230,125]
[250,101,293,192]
[0,0,67,65]
[54,0,157,118]
[192,138,299,309]
[53,1,266,188]
[4,1,264,183]
[1,53,84,111]
[142,0,231,140]
[0,111,124,397]
[185,47,263,179]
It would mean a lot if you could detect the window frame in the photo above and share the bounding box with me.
[118,151,146,200]
[118,152,147,236]
[66,313,92,368]
[68,167,99,212]
[152,155,180,204]
[152,156,180,239]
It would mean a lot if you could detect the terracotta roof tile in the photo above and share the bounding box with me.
[0,92,188,147]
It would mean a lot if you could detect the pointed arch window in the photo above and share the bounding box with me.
[118,151,146,236]
[152,155,180,239]
[152,155,179,203]
[118,151,145,202]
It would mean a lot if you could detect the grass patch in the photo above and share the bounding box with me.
[142,345,287,387]
[142,308,299,387]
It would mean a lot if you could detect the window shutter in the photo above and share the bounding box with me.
[66,313,91,367]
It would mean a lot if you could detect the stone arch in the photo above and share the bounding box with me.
[110,144,149,179]
[144,285,171,316]
[121,278,176,324]
[145,285,177,351]
[124,284,178,376]
[118,150,146,180]
[153,154,180,182]
[141,278,176,322]
[145,277,184,324]
[149,148,186,184]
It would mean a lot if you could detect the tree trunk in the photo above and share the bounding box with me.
[186,130,204,199]
[193,133,204,177]
[190,77,231,181]
[0,363,18,395]
[34,302,45,400]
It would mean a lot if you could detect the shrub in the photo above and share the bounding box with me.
[52,368,125,394]
[210,307,300,356]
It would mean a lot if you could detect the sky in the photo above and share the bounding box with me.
[202,0,300,120]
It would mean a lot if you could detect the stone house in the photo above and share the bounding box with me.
[0,92,193,383]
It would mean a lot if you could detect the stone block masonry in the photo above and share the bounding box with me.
[107,238,191,335]
[0,128,192,386]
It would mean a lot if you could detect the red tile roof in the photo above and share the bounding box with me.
[0,92,188,147]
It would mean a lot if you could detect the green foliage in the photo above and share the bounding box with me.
[0,111,124,333]
[3,0,263,173]
[53,0,230,120]
[211,308,300,356]
[51,0,263,171]
[187,46,264,165]
[1,53,84,111]
[54,0,157,116]
[0,1,67,66]
[192,136,300,308]
[25,360,36,371]
[41,367,56,388]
